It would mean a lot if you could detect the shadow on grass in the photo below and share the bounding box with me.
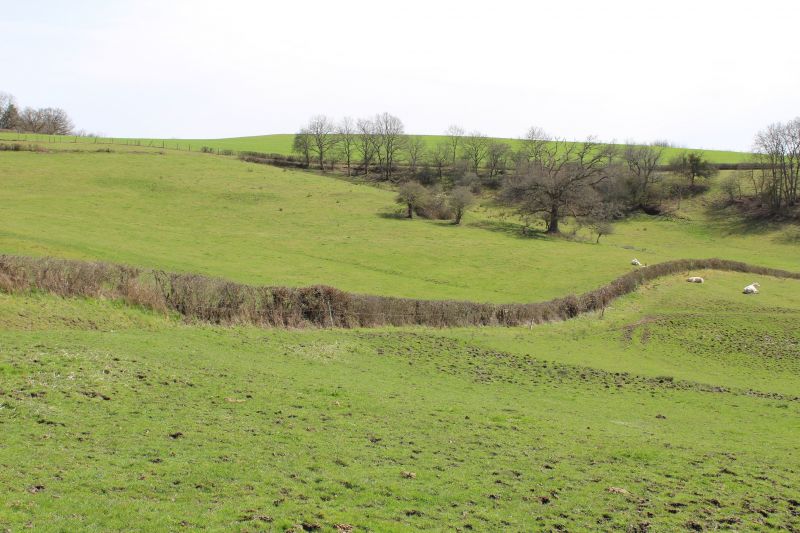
[467,219,549,240]
[376,211,409,220]
[703,202,790,237]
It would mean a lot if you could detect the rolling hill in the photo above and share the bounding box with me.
[0,139,798,531]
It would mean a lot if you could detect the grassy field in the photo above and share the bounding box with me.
[0,131,754,165]
[1,141,798,531]
[0,146,796,304]
[1,271,798,531]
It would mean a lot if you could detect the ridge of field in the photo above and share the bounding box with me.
[1,272,798,531]
[1,146,797,303]
[0,131,754,164]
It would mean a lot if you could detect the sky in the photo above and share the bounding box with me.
[2,0,799,151]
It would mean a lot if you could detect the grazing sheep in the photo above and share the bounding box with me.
[631,258,642,267]
[686,277,704,283]
[743,282,760,294]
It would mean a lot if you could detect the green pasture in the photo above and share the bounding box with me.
[0,131,753,165]
[0,147,796,304]
[0,271,798,531]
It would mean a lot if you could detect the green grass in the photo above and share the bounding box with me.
[0,147,797,304]
[1,272,798,531]
[0,131,754,164]
[1,140,798,531]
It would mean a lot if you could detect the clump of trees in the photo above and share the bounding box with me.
[395,181,476,224]
[0,92,75,135]
[752,118,800,213]
[500,137,614,233]
[292,113,740,233]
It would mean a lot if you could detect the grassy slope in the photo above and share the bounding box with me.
[0,147,797,304]
[0,131,754,164]
[0,275,798,531]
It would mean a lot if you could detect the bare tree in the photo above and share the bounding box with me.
[753,118,800,211]
[448,186,475,225]
[405,136,426,176]
[373,112,405,180]
[337,117,357,176]
[518,126,551,164]
[15,107,74,135]
[428,142,450,180]
[487,140,511,178]
[462,131,490,174]
[17,107,45,133]
[501,138,615,234]
[621,144,664,208]
[396,181,429,219]
[306,115,338,171]
[355,118,377,177]
[292,128,312,167]
[444,124,465,166]
[579,202,620,243]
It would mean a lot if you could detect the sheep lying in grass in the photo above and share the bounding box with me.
[686,277,704,283]
[743,282,760,294]
[631,258,642,267]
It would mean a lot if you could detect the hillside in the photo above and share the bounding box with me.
[0,145,795,304]
[0,131,754,165]
[1,141,798,531]
[1,271,798,531]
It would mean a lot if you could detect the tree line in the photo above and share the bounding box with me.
[293,114,721,234]
[748,118,800,213]
[0,92,75,135]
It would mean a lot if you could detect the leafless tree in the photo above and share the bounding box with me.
[337,117,357,176]
[373,112,405,180]
[501,137,615,234]
[444,124,465,166]
[753,118,800,211]
[621,144,664,208]
[306,115,338,171]
[355,118,377,177]
[405,136,426,176]
[428,142,450,180]
[462,131,490,173]
[487,140,511,178]
[518,126,551,165]
[17,107,74,135]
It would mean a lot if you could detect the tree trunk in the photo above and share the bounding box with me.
[546,207,560,233]
[407,203,413,219]
[454,209,463,225]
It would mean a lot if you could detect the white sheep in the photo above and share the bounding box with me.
[686,277,704,283]
[743,282,760,294]
[631,258,642,267]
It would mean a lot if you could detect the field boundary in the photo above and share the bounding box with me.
[1,255,797,328]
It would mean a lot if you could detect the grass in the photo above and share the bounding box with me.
[1,140,798,531]
[0,272,798,531]
[0,131,754,164]
[0,147,797,305]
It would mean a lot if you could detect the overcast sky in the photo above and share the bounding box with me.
[3,0,798,151]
